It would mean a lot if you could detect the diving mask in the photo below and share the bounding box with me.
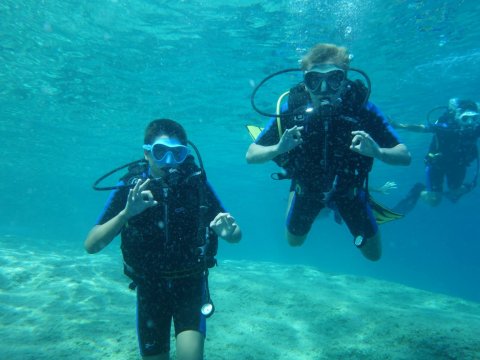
[304,65,346,94]
[143,139,189,165]
[456,110,480,128]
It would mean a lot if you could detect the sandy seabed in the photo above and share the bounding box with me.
[0,235,479,360]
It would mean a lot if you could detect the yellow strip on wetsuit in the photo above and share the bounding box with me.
[276,91,290,138]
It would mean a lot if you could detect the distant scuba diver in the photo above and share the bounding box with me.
[85,119,241,360]
[391,98,480,214]
[246,43,411,262]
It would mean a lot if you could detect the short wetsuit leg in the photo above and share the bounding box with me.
[286,185,325,236]
[444,164,469,202]
[172,274,207,337]
[425,164,445,193]
[335,190,377,240]
[446,164,467,191]
[137,280,173,357]
[137,274,207,358]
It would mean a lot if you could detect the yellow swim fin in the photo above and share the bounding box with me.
[369,196,404,225]
[246,125,264,141]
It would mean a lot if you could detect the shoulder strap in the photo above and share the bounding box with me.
[191,163,218,269]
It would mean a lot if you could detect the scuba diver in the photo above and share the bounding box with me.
[84,119,241,360]
[391,98,480,213]
[245,43,411,262]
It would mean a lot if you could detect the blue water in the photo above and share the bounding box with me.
[1,0,479,303]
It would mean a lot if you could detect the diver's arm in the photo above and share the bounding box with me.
[369,181,397,194]
[209,212,242,243]
[84,179,157,254]
[389,119,428,133]
[350,131,411,166]
[220,225,242,243]
[245,142,282,164]
[396,123,428,132]
[84,211,130,254]
[377,143,412,166]
[228,226,242,243]
[245,125,304,164]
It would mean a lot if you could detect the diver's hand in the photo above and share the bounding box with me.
[210,212,239,239]
[277,126,304,154]
[377,181,397,194]
[350,130,381,159]
[124,179,158,219]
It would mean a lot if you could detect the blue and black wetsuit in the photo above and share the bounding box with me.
[255,83,401,240]
[96,158,224,356]
[423,121,480,193]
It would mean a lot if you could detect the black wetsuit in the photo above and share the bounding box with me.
[424,121,480,193]
[96,159,224,356]
[255,84,401,240]
[393,116,480,214]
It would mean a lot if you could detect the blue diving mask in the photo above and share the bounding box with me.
[143,139,189,165]
[304,65,346,95]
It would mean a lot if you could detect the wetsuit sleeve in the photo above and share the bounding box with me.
[95,183,129,225]
[254,117,281,146]
[364,102,401,148]
[254,101,291,147]
[423,123,435,132]
[430,122,451,133]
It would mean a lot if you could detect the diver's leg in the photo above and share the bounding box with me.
[336,190,381,261]
[173,275,206,360]
[444,165,468,202]
[286,231,308,247]
[392,182,425,214]
[142,354,169,360]
[421,190,442,206]
[421,164,443,207]
[176,330,204,360]
[138,282,172,360]
[286,191,308,246]
[285,189,322,246]
[360,231,382,262]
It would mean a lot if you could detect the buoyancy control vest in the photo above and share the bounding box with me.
[427,113,480,167]
[272,80,374,195]
[119,156,218,283]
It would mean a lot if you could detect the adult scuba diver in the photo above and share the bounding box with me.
[246,43,411,262]
[85,119,241,360]
[392,98,480,213]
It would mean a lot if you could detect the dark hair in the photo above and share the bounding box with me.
[144,119,188,145]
